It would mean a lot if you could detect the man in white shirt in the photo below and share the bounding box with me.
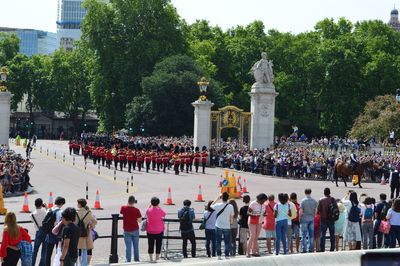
[31,198,47,266]
[211,192,234,259]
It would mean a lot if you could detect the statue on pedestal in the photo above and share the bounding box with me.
[251,52,274,85]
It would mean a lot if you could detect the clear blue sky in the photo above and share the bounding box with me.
[0,0,398,33]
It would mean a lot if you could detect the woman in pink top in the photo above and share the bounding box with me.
[145,197,166,262]
[263,194,276,254]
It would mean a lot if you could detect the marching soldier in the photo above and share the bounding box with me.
[126,148,134,173]
[144,147,152,173]
[156,148,162,172]
[185,147,191,173]
[112,145,118,170]
[201,146,208,174]
[136,147,144,172]
[106,148,113,169]
[173,146,180,175]
[151,147,158,171]
[100,147,106,166]
[82,144,89,162]
[193,147,200,173]
[118,148,126,171]
[162,149,169,173]
[180,147,185,173]
[92,146,98,165]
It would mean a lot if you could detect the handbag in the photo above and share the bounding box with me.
[378,220,391,235]
[141,209,148,232]
[199,211,213,230]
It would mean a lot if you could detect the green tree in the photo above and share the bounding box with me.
[82,0,186,131]
[349,95,400,141]
[51,47,92,134]
[126,55,224,136]
[0,32,19,66]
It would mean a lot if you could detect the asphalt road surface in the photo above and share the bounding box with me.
[2,140,389,264]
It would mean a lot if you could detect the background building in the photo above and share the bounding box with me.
[56,0,86,51]
[0,27,57,56]
[389,7,400,31]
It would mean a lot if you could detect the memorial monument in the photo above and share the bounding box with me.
[249,52,278,149]
[0,67,11,147]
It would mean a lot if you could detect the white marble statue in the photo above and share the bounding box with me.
[251,52,274,84]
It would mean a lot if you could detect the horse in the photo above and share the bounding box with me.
[334,160,374,188]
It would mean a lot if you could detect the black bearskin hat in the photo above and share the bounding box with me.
[195,146,199,152]
[202,146,207,151]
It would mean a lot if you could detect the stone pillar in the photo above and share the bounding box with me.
[192,100,214,149]
[249,84,278,149]
[0,92,11,147]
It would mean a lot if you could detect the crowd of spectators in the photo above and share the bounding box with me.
[0,145,33,195]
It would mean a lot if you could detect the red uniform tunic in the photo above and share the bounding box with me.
[201,151,208,163]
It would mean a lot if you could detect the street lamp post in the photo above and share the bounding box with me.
[197,77,209,101]
[111,92,116,135]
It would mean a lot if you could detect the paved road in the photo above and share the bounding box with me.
[2,140,389,264]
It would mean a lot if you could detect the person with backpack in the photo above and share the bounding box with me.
[75,199,97,266]
[30,198,47,266]
[373,193,390,248]
[342,191,362,250]
[361,197,374,249]
[238,195,250,255]
[317,187,339,252]
[177,200,196,258]
[211,192,234,260]
[43,196,65,266]
[288,193,299,253]
[386,198,400,248]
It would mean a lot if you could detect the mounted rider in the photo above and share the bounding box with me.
[350,150,359,171]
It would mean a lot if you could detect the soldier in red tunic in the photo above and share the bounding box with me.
[179,147,185,173]
[144,148,152,173]
[126,149,134,173]
[185,147,192,173]
[136,147,144,172]
[173,146,180,175]
[100,147,106,167]
[201,146,208,174]
[118,148,126,171]
[156,148,162,172]
[106,148,113,169]
[193,147,200,173]
[92,146,98,165]
[162,150,169,173]
[151,148,158,171]
[82,144,88,162]
[68,140,74,155]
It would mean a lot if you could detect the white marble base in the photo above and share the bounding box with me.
[192,100,214,149]
[0,92,12,147]
[249,83,278,149]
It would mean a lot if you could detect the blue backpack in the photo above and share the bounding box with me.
[348,203,360,223]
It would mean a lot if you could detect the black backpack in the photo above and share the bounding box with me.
[380,202,391,220]
[42,209,61,235]
[348,203,361,223]
[328,198,340,221]
[77,212,90,237]
[179,209,192,231]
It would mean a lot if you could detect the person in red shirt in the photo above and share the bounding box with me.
[0,212,32,266]
[201,146,208,174]
[120,196,142,262]
[193,147,200,173]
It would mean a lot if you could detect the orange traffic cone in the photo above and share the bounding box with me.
[195,185,205,202]
[380,175,386,185]
[164,187,175,205]
[242,178,248,193]
[93,190,103,210]
[20,192,31,213]
[48,192,54,209]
